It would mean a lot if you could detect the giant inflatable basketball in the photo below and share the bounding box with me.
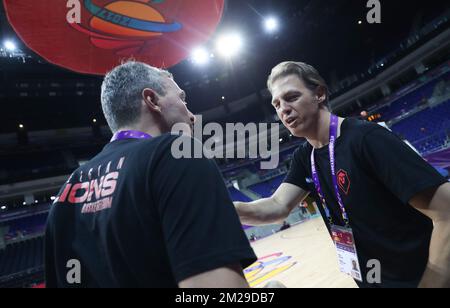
[3,0,225,75]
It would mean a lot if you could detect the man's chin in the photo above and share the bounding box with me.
[286,127,304,138]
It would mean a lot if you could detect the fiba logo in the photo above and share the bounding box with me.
[66,0,182,33]
[65,0,183,55]
[66,0,173,26]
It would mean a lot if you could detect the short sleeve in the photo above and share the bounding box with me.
[283,145,311,191]
[361,127,446,204]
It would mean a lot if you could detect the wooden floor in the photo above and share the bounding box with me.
[246,217,358,288]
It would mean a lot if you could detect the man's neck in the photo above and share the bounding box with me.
[306,110,343,149]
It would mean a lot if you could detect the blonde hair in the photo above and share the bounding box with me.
[267,61,329,107]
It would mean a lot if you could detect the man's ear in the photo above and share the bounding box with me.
[315,86,327,105]
[142,88,161,113]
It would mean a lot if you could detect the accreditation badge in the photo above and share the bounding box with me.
[331,225,363,282]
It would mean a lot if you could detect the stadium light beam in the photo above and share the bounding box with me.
[191,47,210,65]
[4,40,16,51]
[264,17,279,33]
[216,33,243,58]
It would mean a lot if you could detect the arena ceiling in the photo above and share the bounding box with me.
[0,0,448,133]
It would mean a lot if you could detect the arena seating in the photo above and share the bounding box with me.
[380,78,443,121]
[391,99,450,153]
[3,213,48,242]
[0,237,44,278]
[248,174,286,198]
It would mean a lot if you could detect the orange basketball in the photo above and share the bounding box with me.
[90,1,166,38]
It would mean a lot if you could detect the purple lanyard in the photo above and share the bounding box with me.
[310,114,349,226]
[110,130,152,142]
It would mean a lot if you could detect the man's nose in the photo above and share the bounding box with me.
[280,101,291,116]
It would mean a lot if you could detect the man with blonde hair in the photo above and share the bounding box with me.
[235,61,450,288]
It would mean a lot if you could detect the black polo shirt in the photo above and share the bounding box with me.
[284,118,446,288]
[45,134,256,288]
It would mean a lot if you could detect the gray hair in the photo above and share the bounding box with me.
[101,61,173,133]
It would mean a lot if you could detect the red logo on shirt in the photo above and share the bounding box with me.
[337,169,350,195]
[54,156,126,214]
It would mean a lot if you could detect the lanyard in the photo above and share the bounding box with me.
[310,114,349,227]
[110,130,152,142]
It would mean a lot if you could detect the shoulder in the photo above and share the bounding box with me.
[141,132,182,148]
[343,117,387,138]
[145,134,217,170]
[291,140,312,163]
[343,118,398,148]
[134,133,192,156]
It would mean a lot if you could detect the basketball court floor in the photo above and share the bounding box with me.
[245,217,358,288]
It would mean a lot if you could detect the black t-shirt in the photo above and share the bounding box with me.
[45,134,256,288]
[284,118,446,288]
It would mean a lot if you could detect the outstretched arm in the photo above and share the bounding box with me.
[235,183,309,226]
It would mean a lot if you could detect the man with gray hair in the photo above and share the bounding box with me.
[45,61,257,288]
